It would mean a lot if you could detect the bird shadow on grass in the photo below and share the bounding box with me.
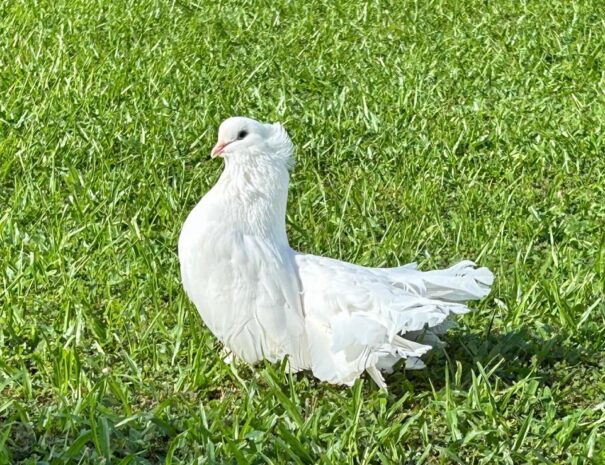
[383,325,592,397]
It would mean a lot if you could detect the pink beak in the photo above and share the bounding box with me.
[211,140,230,158]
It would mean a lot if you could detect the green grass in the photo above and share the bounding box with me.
[1,0,605,463]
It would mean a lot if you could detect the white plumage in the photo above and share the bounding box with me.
[178,117,493,387]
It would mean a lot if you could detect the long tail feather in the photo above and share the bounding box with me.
[421,260,494,301]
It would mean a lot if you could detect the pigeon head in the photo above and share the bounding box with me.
[211,117,294,169]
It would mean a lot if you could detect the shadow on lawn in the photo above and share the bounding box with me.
[385,325,591,396]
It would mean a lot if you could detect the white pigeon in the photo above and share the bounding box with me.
[178,117,493,388]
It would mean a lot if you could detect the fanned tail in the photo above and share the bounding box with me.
[369,260,494,384]
[295,253,494,387]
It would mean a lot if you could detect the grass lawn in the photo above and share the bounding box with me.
[2,0,605,463]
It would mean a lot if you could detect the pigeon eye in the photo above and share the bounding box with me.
[237,130,248,140]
